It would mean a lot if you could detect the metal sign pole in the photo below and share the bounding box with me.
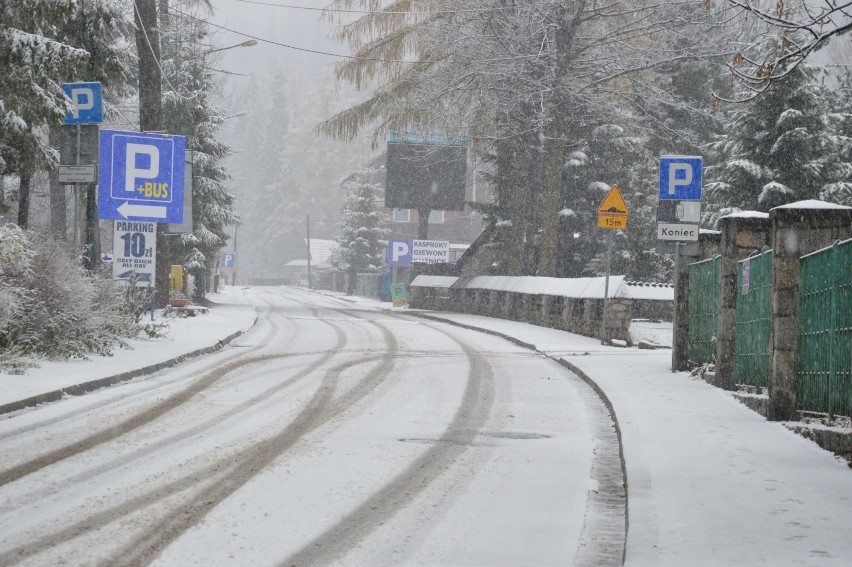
[75,125,81,251]
[671,241,680,372]
[601,230,613,344]
[306,211,312,289]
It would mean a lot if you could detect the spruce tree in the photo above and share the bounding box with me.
[160,5,238,299]
[336,167,387,292]
[705,61,852,220]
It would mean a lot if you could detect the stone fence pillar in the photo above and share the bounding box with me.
[714,214,771,389]
[768,202,852,421]
[674,230,721,371]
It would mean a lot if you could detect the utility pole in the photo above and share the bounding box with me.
[306,211,312,289]
[417,207,430,240]
[134,0,169,306]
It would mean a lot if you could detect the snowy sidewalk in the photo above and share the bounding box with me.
[0,286,257,415]
[396,308,852,567]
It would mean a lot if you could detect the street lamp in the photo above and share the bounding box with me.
[222,111,248,120]
[206,39,258,54]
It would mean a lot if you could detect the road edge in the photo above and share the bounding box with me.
[406,311,628,565]
[0,314,259,417]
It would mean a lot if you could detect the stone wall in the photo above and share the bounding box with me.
[410,277,633,343]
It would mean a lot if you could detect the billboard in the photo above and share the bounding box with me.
[384,132,467,211]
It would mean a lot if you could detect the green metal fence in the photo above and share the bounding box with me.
[734,247,773,389]
[796,239,852,419]
[688,255,720,366]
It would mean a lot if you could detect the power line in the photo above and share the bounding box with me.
[171,6,544,64]
[235,0,521,15]
[133,0,202,101]
[171,6,426,63]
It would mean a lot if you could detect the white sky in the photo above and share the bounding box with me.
[209,0,348,78]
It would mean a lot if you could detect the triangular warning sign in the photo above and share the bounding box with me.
[597,185,629,217]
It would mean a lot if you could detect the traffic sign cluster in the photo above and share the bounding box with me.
[657,156,702,242]
[61,81,188,287]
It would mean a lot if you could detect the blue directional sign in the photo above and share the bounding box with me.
[659,156,703,201]
[62,82,103,124]
[387,239,414,266]
[98,129,186,223]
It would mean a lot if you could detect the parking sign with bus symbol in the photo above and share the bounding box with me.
[98,129,186,223]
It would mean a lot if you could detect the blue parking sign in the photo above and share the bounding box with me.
[62,82,103,124]
[387,239,413,265]
[659,156,703,201]
[98,129,186,223]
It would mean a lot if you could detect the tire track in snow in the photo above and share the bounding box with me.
[278,321,496,567]
[0,290,326,486]
[0,291,283,445]
[105,319,401,566]
[405,311,628,566]
[0,314,356,566]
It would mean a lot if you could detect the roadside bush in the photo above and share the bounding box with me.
[0,224,145,371]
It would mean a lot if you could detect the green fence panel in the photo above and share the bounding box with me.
[688,255,720,366]
[734,248,773,389]
[796,239,852,419]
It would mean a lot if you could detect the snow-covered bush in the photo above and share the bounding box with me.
[0,225,145,371]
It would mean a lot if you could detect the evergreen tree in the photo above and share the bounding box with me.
[160,4,238,299]
[705,61,852,221]
[336,167,387,292]
[0,0,86,177]
[818,68,852,206]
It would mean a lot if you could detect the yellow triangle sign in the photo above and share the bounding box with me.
[597,185,629,217]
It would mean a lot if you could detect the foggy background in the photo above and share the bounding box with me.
[209,0,373,282]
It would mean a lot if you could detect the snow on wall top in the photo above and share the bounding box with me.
[719,210,769,219]
[410,276,458,288]
[773,199,852,210]
[411,275,676,300]
[459,275,630,299]
[625,281,674,301]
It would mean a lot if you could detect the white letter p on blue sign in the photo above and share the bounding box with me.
[387,239,413,265]
[125,144,160,192]
[62,82,103,124]
[659,156,702,201]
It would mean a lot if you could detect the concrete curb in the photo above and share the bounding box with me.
[0,323,254,417]
[405,310,628,564]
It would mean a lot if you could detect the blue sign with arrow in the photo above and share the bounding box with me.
[98,129,186,223]
[62,82,103,124]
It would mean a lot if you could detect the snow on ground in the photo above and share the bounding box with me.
[2,287,851,566]
[630,319,673,347]
[0,286,257,406]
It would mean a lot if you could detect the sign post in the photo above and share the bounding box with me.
[62,82,103,269]
[597,185,629,344]
[657,156,703,371]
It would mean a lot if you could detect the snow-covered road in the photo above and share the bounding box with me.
[0,287,623,566]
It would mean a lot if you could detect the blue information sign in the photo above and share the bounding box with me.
[387,239,414,266]
[62,82,103,124]
[659,156,703,201]
[220,252,237,272]
[98,129,186,223]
